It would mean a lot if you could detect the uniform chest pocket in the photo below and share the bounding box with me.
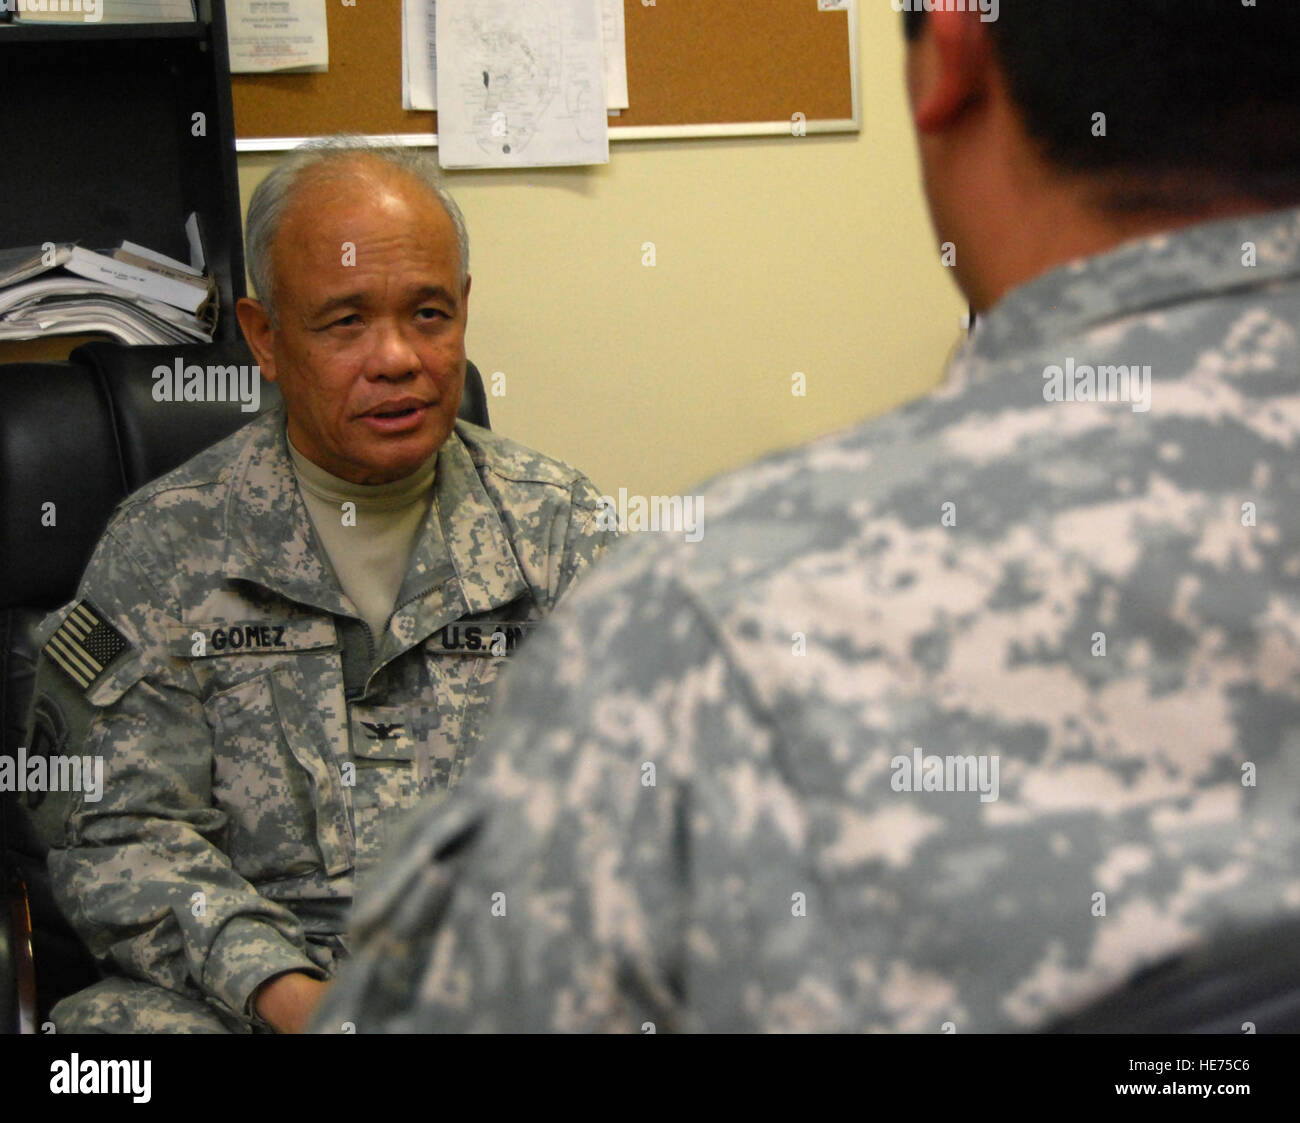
[418,645,512,794]
[349,706,420,875]
[205,665,354,882]
[455,656,513,785]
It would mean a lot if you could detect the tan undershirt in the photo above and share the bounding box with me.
[288,438,438,639]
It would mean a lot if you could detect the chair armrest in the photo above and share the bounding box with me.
[1,866,38,1034]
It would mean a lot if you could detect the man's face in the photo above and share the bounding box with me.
[250,164,469,485]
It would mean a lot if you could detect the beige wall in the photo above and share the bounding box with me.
[236,2,965,498]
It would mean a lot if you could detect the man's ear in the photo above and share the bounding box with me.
[910,9,995,135]
[461,274,472,321]
[236,297,278,383]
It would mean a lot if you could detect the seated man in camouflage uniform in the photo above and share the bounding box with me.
[315,3,1300,1031]
[27,140,616,1032]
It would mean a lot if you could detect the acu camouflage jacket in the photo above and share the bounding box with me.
[26,408,614,1024]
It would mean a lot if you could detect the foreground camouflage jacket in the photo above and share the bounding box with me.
[315,206,1300,1032]
[28,408,613,1025]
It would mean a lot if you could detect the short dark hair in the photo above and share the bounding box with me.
[903,2,1300,210]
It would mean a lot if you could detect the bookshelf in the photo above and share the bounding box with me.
[0,0,245,353]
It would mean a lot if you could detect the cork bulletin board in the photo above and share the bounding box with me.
[233,0,860,151]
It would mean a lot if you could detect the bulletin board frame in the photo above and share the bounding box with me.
[233,1,861,153]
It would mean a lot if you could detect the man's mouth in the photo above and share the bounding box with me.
[360,400,431,432]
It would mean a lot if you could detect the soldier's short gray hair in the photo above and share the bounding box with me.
[245,136,470,325]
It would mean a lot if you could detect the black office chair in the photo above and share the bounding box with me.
[0,339,490,1033]
[1047,917,1300,1033]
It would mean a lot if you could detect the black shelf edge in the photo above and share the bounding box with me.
[0,21,205,43]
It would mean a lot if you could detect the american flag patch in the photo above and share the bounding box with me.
[44,601,130,691]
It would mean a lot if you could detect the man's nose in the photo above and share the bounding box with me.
[365,319,421,380]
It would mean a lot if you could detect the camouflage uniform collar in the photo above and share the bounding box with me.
[964,205,1300,366]
[220,408,354,617]
[220,409,528,636]
[377,426,530,661]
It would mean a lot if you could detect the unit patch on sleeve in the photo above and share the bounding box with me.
[43,601,130,691]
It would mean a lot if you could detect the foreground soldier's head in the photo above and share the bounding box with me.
[902,1,1300,312]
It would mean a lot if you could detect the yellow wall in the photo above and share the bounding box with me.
[236,3,965,498]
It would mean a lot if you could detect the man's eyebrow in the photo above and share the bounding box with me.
[411,284,459,306]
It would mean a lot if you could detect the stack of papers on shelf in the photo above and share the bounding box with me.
[8,1,196,23]
[0,238,216,345]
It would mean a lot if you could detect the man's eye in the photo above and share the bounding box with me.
[329,314,362,328]
[416,307,449,321]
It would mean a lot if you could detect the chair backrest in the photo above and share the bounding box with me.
[0,339,490,1027]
